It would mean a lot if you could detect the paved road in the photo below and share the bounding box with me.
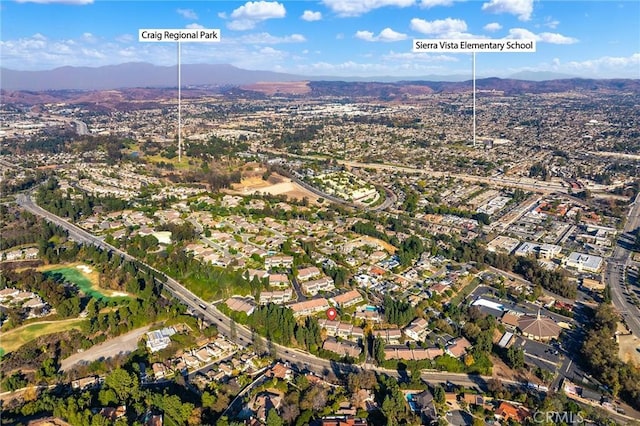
[60,325,151,371]
[606,193,640,336]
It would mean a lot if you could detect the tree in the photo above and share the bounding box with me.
[507,346,525,370]
[98,389,117,406]
[104,368,139,403]
[373,336,386,364]
[464,353,475,367]
[266,409,283,426]
[433,385,445,404]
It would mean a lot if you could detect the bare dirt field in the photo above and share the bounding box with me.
[229,173,321,204]
[240,81,311,95]
[491,355,541,384]
[618,334,640,365]
[60,325,150,371]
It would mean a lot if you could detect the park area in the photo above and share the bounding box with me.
[40,263,131,300]
[0,318,87,354]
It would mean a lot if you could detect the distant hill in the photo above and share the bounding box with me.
[307,78,640,97]
[0,62,306,91]
[1,63,639,105]
[508,70,577,81]
[4,62,638,93]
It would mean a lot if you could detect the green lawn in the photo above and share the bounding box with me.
[0,319,87,353]
[44,266,130,301]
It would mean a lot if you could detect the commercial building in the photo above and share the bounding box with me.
[564,252,604,273]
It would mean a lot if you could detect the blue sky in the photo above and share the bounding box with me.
[1,0,639,78]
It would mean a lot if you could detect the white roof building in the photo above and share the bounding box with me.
[564,252,603,273]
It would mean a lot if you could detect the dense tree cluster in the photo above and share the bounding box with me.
[2,368,203,426]
[0,170,47,195]
[272,125,321,153]
[37,177,128,221]
[528,162,550,180]
[436,236,576,298]
[376,375,419,426]
[383,295,415,327]
[185,135,248,160]
[323,266,349,287]
[351,221,390,243]
[396,235,425,267]
[0,208,45,250]
[580,303,640,409]
[146,248,259,300]
[248,305,322,354]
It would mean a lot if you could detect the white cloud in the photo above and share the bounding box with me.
[553,53,640,77]
[228,1,285,30]
[295,58,460,77]
[356,27,407,42]
[538,32,577,44]
[543,17,560,29]
[186,23,205,29]
[355,31,375,41]
[482,0,533,21]
[239,32,306,44]
[81,32,96,43]
[507,28,578,44]
[301,10,322,21]
[258,46,288,59]
[384,51,458,62]
[410,18,467,35]
[177,8,198,20]
[483,22,502,32]
[15,0,92,4]
[115,34,134,43]
[379,28,407,41]
[420,0,455,7]
[322,0,415,17]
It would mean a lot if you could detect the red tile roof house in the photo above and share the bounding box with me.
[495,401,530,423]
[445,337,472,358]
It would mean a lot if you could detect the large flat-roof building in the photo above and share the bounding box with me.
[564,252,603,273]
[487,236,520,254]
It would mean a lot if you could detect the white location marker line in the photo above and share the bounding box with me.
[139,28,221,163]
[413,38,536,148]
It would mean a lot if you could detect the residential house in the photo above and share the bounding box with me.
[99,406,127,421]
[265,255,294,269]
[495,401,530,423]
[323,339,362,358]
[152,363,168,380]
[320,416,368,426]
[288,298,329,317]
[72,376,100,390]
[331,290,364,308]
[403,318,429,341]
[445,337,472,358]
[259,289,293,305]
[297,266,321,281]
[302,277,335,295]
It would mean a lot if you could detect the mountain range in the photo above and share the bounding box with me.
[1,62,585,91]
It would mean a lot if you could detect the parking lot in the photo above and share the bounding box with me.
[514,337,562,372]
